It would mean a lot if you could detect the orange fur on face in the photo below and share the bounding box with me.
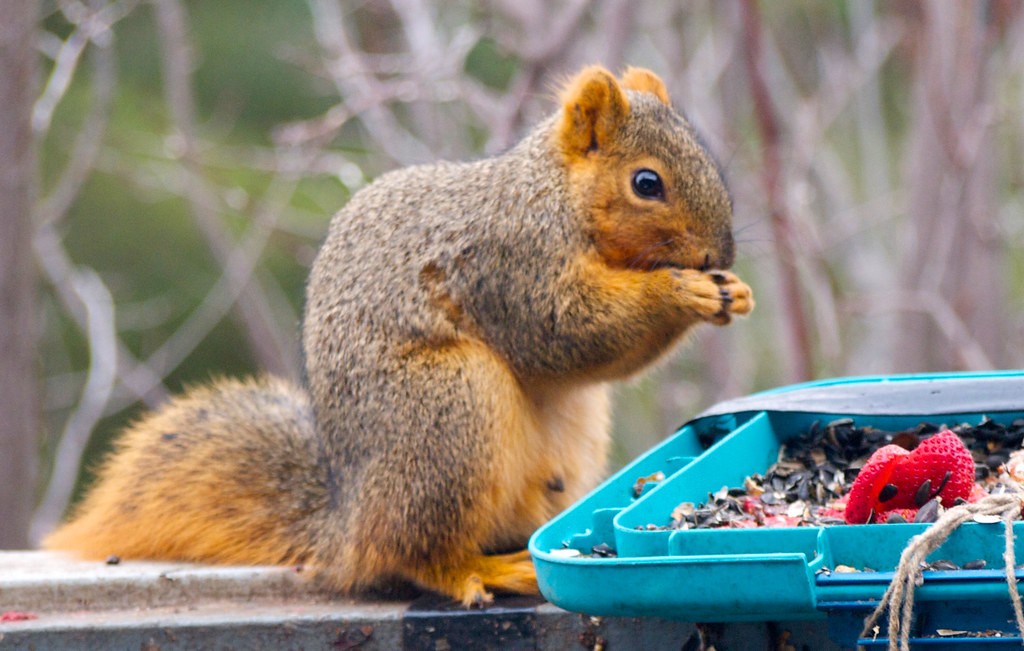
[554,65,731,273]
[583,154,708,271]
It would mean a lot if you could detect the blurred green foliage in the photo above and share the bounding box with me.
[463,37,517,90]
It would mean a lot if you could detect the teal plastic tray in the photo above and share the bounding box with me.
[529,372,1024,644]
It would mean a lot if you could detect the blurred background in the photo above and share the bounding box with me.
[2,0,1023,548]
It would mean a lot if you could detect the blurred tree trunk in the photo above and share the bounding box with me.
[895,3,1003,372]
[0,0,39,548]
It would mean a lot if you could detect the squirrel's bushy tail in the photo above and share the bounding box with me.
[43,376,329,567]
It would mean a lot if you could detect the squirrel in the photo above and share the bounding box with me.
[43,65,753,607]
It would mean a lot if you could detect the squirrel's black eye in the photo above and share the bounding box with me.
[631,168,664,200]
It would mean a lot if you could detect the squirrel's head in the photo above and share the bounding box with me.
[553,65,734,271]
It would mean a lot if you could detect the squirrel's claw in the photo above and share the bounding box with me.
[711,270,754,322]
[458,575,494,609]
[708,271,730,285]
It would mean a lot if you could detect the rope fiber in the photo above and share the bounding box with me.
[858,491,1024,651]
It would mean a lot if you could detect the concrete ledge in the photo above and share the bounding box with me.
[0,552,844,650]
[0,601,403,650]
[0,551,326,612]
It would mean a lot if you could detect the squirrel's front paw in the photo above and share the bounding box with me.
[707,270,754,324]
[672,269,754,325]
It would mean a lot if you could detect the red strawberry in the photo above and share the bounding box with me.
[874,507,918,523]
[969,483,989,502]
[887,429,975,508]
[844,443,908,524]
[844,429,974,525]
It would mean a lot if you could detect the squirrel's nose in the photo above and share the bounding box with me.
[697,238,735,271]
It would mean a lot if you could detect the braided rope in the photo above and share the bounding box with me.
[857,492,1024,651]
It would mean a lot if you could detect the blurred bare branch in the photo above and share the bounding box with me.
[851,290,994,371]
[35,27,114,228]
[153,0,300,379]
[32,0,137,133]
[34,219,170,407]
[31,268,117,543]
[306,0,437,165]
[137,168,305,389]
[894,2,1009,372]
[740,0,813,383]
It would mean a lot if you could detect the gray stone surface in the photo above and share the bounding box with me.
[0,552,848,649]
[0,551,328,612]
[0,601,404,651]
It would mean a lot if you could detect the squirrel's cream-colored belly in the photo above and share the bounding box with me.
[526,380,611,506]
[480,379,611,552]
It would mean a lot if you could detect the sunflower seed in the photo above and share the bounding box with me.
[914,499,941,523]
[915,479,932,507]
[877,483,898,503]
[591,543,617,558]
[930,470,952,499]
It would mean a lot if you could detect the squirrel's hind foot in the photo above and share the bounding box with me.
[405,549,539,609]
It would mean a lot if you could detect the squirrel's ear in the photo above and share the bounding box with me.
[555,65,629,156]
[619,67,670,105]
